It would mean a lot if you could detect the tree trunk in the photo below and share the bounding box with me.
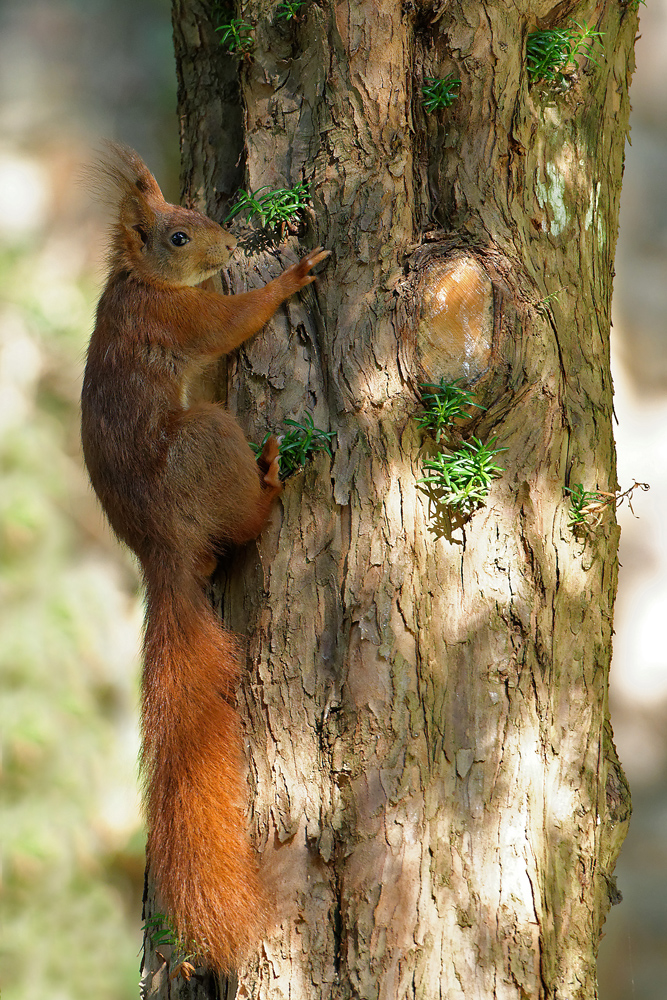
[142,1,636,997]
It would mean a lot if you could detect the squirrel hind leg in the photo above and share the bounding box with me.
[170,405,282,546]
[213,434,282,546]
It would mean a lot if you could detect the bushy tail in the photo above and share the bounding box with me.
[140,573,265,971]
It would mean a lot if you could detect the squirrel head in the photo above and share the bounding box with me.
[92,142,238,286]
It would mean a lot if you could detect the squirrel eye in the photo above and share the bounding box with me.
[170,231,190,247]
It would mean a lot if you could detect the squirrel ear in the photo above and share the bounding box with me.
[131,222,150,250]
[132,224,149,245]
[118,188,158,237]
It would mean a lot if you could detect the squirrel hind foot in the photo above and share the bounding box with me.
[263,455,282,491]
[257,436,282,491]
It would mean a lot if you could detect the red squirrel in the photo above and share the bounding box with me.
[80,142,328,970]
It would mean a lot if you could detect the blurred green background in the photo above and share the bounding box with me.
[0,2,178,997]
[1,2,666,998]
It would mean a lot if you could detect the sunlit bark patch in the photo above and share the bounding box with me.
[417,254,494,383]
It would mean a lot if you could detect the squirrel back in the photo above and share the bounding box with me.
[81,142,328,970]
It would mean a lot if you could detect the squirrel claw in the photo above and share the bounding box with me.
[306,247,330,269]
[287,247,330,290]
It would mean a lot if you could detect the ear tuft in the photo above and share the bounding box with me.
[86,140,169,241]
[135,175,153,196]
[85,141,165,215]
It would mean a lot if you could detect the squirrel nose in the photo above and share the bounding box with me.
[217,225,237,251]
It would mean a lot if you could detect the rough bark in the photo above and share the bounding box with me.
[142,1,636,997]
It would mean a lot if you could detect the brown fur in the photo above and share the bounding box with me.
[80,142,328,970]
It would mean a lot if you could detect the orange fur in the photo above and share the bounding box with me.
[80,142,328,970]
